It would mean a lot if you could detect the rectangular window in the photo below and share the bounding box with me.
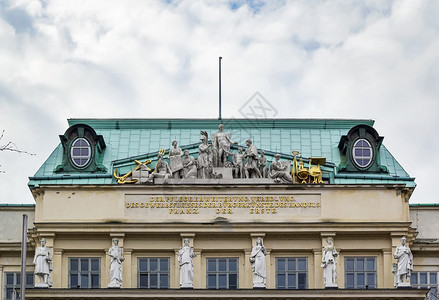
[276,257,308,289]
[206,258,238,289]
[4,272,33,300]
[138,258,169,289]
[69,258,100,288]
[345,257,376,289]
[411,271,438,299]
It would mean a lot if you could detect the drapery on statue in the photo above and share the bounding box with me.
[269,154,293,183]
[394,236,413,286]
[146,152,172,183]
[250,237,266,288]
[244,139,262,178]
[197,131,212,179]
[321,237,338,288]
[212,124,237,167]
[107,238,125,288]
[182,149,197,178]
[258,150,268,178]
[169,140,184,179]
[178,238,196,288]
[232,147,245,178]
[33,238,52,288]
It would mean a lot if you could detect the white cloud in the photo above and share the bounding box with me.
[0,0,438,204]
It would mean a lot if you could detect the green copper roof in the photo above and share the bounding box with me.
[28,118,415,188]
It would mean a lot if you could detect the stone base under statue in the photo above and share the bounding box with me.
[397,282,412,289]
[107,281,121,289]
[154,178,275,184]
[34,283,50,288]
[325,283,338,289]
[253,283,266,289]
[180,283,193,289]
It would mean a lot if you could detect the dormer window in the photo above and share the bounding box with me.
[70,138,91,168]
[352,139,373,168]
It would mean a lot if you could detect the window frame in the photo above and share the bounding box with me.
[4,272,34,300]
[345,256,377,289]
[70,137,92,168]
[137,257,170,289]
[68,257,100,289]
[411,271,438,298]
[206,257,239,289]
[352,138,373,168]
[275,257,308,289]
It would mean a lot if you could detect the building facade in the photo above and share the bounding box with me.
[1,118,437,299]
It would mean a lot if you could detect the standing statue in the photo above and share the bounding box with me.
[178,238,196,288]
[108,238,125,288]
[394,236,413,287]
[33,238,52,288]
[198,131,212,179]
[269,154,293,183]
[182,149,197,179]
[250,237,266,288]
[321,237,338,288]
[146,153,172,183]
[244,139,262,178]
[169,140,183,179]
[214,124,237,167]
[232,148,245,178]
[258,150,268,178]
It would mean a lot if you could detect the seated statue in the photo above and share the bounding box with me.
[269,154,293,183]
[146,153,172,183]
[182,150,197,179]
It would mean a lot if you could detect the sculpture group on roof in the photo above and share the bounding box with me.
[114,124,327,184]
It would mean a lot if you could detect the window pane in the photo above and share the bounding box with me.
[71,274,78,288]
[298,273,306,289]
[356,258,364,271]
[207,259,216,272]
[367,273,375,287]
[6,274,14,285]
[229,273,238,289]
[229,259,237,272]
[298,258,306,271]
[346,258,354,271]
[277,274,285,288]
[346,273,354,288]
[218,274,227,288]
[150,258,158,272]
[6,288,13,300]
[160,259,168,272]
[277,258,285,271]
[363,149,371,156]
[357,273,365,287]
[288,259,296,271]
[411,273,418,285]
[91,274,99,288]
[81,259,89,271]
[160,274,168,288]
[150,274,158,288]
[420,272,427,284]
[288,273,296,288]
[218,259,227,272]
[73,148,81,156]
[70,258,78,271]
[81,274,89,288]
[207,274,216,288]
[430,273,437,284]
[26,273,34,285]
[16,274,20,285]
[139,259,147,271]
[91,259,99,271]
[366,258,375,271]
[139,274,148,288]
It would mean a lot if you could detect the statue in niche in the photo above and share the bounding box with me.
[169,140,184,179]
[269,154,293,183]
[213,124,237,167]
[182,149,197,179]
[178,238,196,288]
[33,238,52,288]
[250,237,266,288]
[107,238,125,288]
[394,236,413,287]
[197,131,212,179]
[244,139,262,178]
[146,153,172,183]
[258,150,268,178]
[232,147,245,178]
[321,237,338,288]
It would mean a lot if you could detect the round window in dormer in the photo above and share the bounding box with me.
[70,138,91,168]
[352,139,373,168]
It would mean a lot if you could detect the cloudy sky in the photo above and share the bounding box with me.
[0,0,438,204]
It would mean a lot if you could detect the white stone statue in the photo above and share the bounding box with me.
[178,238,196,288]
[321,237,338,288]
[107,238,125,288]
[33,238,52,288]
[169,140,184,179]
[394,236,413,287]
[250,237,266,288]
[213,124,237,167]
